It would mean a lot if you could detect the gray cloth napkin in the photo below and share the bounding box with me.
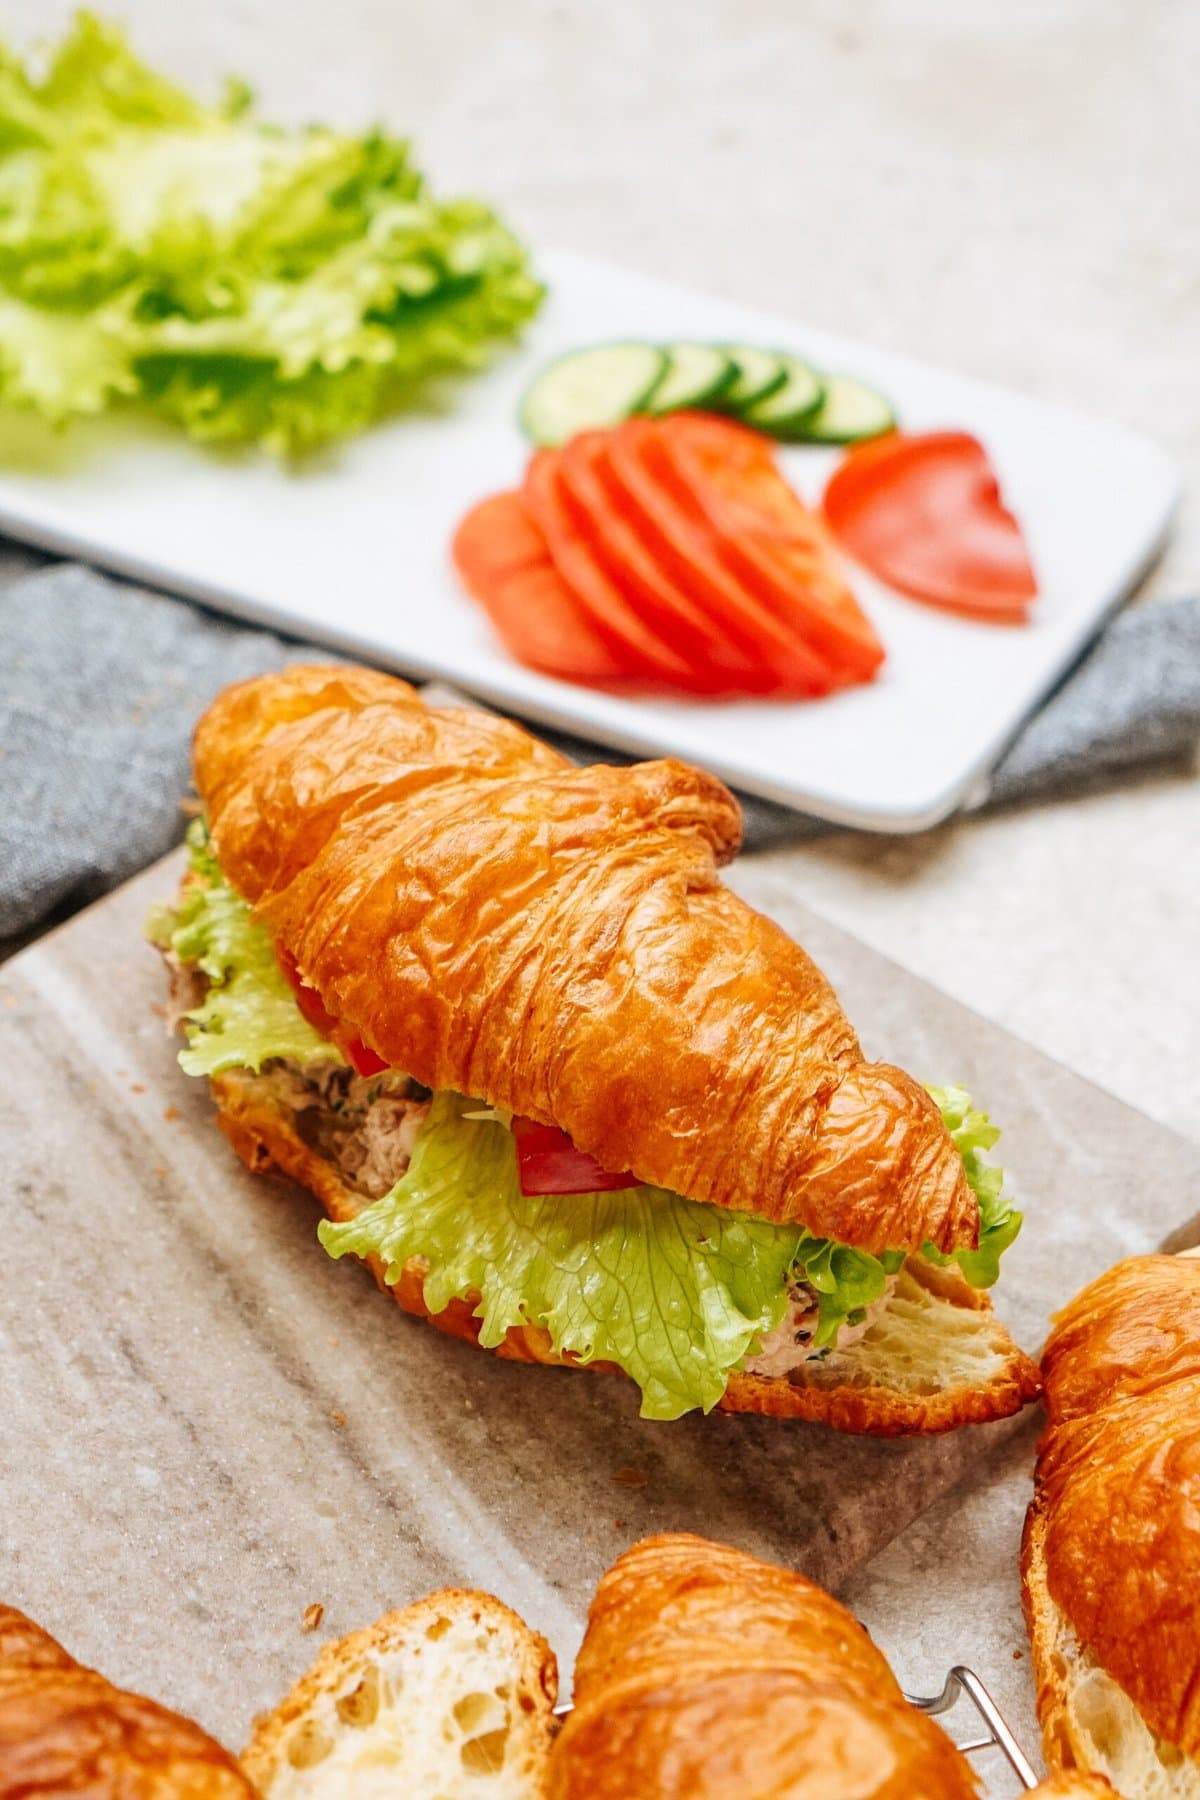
[3,560,1199,941]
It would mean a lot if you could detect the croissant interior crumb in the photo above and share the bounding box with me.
[1043,1594,1200,1798]
[246,1605,548,1800]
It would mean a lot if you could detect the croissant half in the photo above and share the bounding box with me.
[1022,1252,1200,1799]
[0,1605,257,1800]
[194,665,972,1254]
[241,1591,557,1799]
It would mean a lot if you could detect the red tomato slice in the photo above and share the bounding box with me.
[659,415,885,681]
[277,944,339,1038]
[660,412,805,530]
[556,430,776,693]
[823,431,1037,621]
[451,488,545,588]
[603,419,841,697]
[345,1038,390,1077]
[453,490,627,685]
[523,448,717,692]
[512,1116,636,1195]
[278,943,390,1074]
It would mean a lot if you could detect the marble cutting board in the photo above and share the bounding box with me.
[1,849,1197,1766]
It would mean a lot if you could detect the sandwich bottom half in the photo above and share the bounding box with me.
[206,1059,1038,1437]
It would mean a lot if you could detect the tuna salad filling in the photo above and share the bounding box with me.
[743,1275,899,1377]
[148,819,1021,1421]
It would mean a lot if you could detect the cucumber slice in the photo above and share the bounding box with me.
[715,345,789,413]
[793,373,895,444]
[519,343,667,446]
[740,355,825,437]
[644,343,736,414]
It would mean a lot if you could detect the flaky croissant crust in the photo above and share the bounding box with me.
[548,1533,979,1799]
[194,665,977,1253]
[0,1606,257,1799]
[1031,1254,1200,1760]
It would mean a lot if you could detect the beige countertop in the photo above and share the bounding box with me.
[11,0,1197,1140]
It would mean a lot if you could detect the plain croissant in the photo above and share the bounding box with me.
[550,1533,980,1799]
[0,1604,257,1799]
[194,664,975,1255]
[1022,1250,1200,1798]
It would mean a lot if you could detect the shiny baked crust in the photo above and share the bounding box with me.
[547,1532,979,1799]
[1023,1254,1200,1789]
[0,1605,257,1800]
[192,664,976,1255]
[211,1066,1038,1435]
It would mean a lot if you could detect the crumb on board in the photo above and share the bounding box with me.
[612,1466,646,1489]
[302,1603,324,1633]
[130,1083,146,1095]
[164,1105,179,1122]
[330,1409,346,1428]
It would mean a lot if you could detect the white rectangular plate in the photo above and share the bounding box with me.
[0,249,1178,829]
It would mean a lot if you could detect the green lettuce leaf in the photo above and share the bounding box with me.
[0,289,135,419]
[0,13,542,452]
[777,1084,1021,1342]
[925,1084,1022,1287]
[319,1090,803,1421]
[792,1234,905,1350]
[147,820,341,1076]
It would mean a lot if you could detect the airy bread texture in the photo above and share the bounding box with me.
[193,664,976,1255]
[241,1592,556,1800]
[212,1063,1038,1435]
[1023,1253,1200,1797]
[549,1532,980,1799]
[0,1605,257,1800]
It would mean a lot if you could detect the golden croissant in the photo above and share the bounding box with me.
[0,1605,257,1799]
[550,1533,981,1799]
[1022,1250,1200,1798]
[154,663,1037,1430]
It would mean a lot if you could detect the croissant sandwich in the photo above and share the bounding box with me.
[150,664,1038,1429]
[1022,1249,1200,1799]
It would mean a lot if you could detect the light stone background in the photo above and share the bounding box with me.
[4,3,1200,1789]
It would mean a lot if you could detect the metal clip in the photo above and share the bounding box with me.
[906,1664,1038,1790]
